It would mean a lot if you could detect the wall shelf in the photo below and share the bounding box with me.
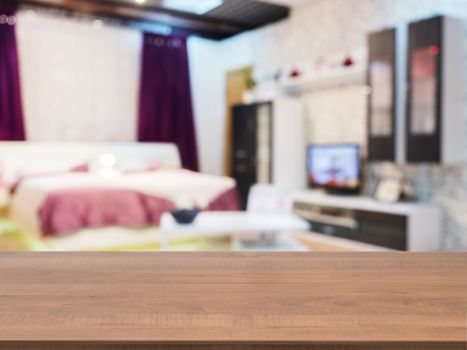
[281,66,367,95]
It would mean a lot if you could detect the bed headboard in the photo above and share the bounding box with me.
[0,142,181,182]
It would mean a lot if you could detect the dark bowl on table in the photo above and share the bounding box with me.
[171,209,200,224]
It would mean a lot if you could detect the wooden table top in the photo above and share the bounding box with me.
[0,253,466,345]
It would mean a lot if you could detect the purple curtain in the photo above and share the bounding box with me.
[0,4,25,141]
[138,33,198,171]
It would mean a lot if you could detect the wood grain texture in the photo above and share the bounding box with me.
[0,344,465,350]
[0,253,466,348]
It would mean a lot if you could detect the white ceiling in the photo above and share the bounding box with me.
[262,0,308,7]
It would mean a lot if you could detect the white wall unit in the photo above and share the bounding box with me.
[272,97,306,190]
[281,67,366,95]
[395,25,408,164]
[441,16,465,164]
[293,191,441,251]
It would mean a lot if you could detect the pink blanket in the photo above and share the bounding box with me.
[38,187,239,236]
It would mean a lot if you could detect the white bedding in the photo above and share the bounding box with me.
[11,168,236,238]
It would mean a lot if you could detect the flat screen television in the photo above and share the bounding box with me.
[307,144,361,194]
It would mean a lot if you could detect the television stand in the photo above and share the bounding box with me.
[324,188,360,196]
[292,190,441,251]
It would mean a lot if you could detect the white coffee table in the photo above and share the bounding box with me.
[159,211,310,252]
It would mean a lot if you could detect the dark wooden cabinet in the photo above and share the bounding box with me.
[406,16,464,163]
[356,211,407,250]
[231,102,273,209]
[368,16,464,164]
[299,207,407,251]
[367,28,398,162]
[231,99,306,209]
[406,16,442,162]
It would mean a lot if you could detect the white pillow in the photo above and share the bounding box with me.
[117,157,162,172]
[89,153,121,178]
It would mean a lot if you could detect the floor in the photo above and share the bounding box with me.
[0,219,47,251]
[0,218,388,252]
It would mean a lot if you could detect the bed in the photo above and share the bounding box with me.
[0,142,238,251]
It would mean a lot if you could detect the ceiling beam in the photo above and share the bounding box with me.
[19,0,249,39]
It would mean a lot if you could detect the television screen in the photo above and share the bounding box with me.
[307,144,361,191]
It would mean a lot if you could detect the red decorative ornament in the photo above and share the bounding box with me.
[343,56,354,67]
[428,45,439,56]
[289,69,301,78]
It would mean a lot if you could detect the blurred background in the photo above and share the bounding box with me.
[0,0,466,252]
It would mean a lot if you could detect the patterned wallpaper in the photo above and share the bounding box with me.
[221,0,467,250]
[16,11,142,142]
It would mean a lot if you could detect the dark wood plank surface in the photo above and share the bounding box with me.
[0,253,466,349]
